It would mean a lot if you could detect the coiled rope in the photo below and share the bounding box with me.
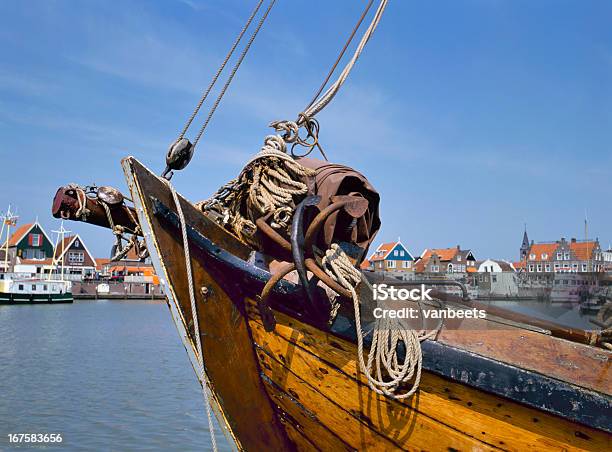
[202,134,316,246]
[322,243,438,399]
[167,180,218,452]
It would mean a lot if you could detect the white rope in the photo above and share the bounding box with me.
[302,0,388,121]
[322,243,437,399]
[167,180,218,452]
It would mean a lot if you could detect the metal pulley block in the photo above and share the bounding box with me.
[162,138,194,180]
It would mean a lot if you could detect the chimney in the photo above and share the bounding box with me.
[456,245,460,250]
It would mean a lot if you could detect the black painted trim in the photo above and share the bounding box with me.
[151,196,612,433]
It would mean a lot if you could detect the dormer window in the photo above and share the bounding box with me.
[457,256,462,262]
[529,253,536,260]
[541,253,548,260]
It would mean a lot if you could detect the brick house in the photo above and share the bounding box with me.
[361,240,414,273]
[53,234,97,279]
[522,237,604,275]
[414,245,476,274]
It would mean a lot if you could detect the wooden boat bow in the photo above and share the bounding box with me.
[114,156,610,451]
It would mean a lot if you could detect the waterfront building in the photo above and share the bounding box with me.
[472,259,518,296]
[361,240,414,273]
[7,221,54,261]
[603,247,612,271]
[53,234,97,280]
[521,237,604,275]
[414,245,476,274]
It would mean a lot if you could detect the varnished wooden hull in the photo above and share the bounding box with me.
[122,157,611,451]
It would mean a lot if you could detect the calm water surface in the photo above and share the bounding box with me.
[0,297,599,451]
[484,299,598,330]
[0,300,231,451]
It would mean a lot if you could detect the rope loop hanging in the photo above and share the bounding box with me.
[322,243,441,400]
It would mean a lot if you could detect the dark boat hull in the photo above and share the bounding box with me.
[122,156,611,451]
[0,292,73,304]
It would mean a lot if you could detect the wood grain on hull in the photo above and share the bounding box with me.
[123,157,611,451]
[123,157,292,451]
[246,299,611,451]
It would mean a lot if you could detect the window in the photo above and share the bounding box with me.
[556,253,562,260]
[545,264,551,272]
[402,261,411,269]
[43,285,48,291]
[528,265,535,272]
[18,284,24,291]
[536,264,542,272]
[582,264,587,272]
[529,253,536,260]
[74,240,80,247]
[448,263,454,272]
[400,250,405,257]
[564,252,570,260]
[387,260,395,268]
[492,275,497,283]
[68,251,85,263]
[541,253,548,260]
[32,284,36,291]
[457,256,462,262]
[572,264,578,272]
[30,234,41,247]
[431,265,439,272]
[393,250,398,256]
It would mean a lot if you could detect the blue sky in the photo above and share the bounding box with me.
[1,0,610,260]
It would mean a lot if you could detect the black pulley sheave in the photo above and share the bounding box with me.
[162,138,194,180]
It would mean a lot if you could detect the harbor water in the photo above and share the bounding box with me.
[0,300,231,451]
[0,297,599,450]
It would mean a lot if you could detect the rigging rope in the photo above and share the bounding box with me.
[322,244,439,399]
[305,0,374,111]
[168,181,218,452]
[270,0,388,159]
[302,0,388,121]
[177,0,266,141]
[182,0,276,150]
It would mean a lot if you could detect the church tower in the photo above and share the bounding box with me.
[520,225,530,261]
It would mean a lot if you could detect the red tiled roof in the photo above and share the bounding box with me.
[95,258,112,271]
[8,223,33,246]
[527,243,558,261]
[421,247,458,263]
[569,241,598,260]
[369,241,398,262]
[513,261,526,269]
[359,259,371,270]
